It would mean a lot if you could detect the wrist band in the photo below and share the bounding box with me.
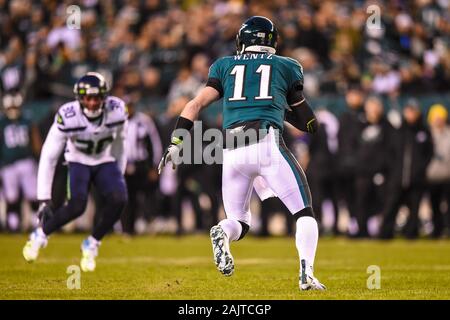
[172,116,194,144]
[175,116,194,131]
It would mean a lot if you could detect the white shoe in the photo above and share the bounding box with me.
[80,237,100,272]
[299,259,326,290]
[23,228,48,262]
[210,225,234,276]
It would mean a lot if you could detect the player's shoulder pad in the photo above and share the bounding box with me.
[214,56,231,64]
[279,56,304,73]
[55,100,85,132]
[104,96,128,128]
[208,57,222,74]
[209,56,232,72]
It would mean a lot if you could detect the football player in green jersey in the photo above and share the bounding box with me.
[0,90,41,232]
[159,16,325,290]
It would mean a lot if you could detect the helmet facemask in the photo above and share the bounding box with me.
[80,93,105,120]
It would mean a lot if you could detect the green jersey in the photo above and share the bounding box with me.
[0,116,34,166]
[208,53,304,130]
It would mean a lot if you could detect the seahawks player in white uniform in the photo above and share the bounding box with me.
[23,72,128,272]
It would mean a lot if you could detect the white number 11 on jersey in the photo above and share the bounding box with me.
[228,64,273,101]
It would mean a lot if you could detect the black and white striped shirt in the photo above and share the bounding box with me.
[125,112,162,166]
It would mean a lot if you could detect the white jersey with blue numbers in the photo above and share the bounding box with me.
[37,96,128,200]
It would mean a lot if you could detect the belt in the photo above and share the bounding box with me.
[223,120,277,150]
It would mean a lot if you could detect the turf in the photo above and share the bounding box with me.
[0,234,449,299]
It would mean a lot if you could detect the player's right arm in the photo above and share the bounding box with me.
[158,58,224,174]
[37,119,67,201]
[158,86,220,174]
[179,86,220,122]
[178,57,223,124]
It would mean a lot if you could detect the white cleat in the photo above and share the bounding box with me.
[299,259,326,291]
[210,225,234,276]
[80,237,100,272]
[23,228,48,262]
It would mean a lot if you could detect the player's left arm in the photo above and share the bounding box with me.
[285,80,318,134]
[111,118,128,175]
[179,86,220,122]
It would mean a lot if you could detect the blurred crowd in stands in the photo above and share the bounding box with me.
[0,0,449,238]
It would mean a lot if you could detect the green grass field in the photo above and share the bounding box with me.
[1,234,449,299]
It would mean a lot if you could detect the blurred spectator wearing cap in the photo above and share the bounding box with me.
[0,90,42,232]
[379,99,433,239]
[337,84,366,236]
[425,104,450,238]
[121,91,162,235]
[354,96,395,238]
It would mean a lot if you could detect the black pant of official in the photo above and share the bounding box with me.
[428,182,450,238]
[122,164,158,235]
[355,174,386,238]
[379,184,425,239]
[338,175,358,220]
[308,173,340,235]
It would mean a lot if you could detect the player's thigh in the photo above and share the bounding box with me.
[68,162,92,200]
[261,144,312,214]
[17,158,38,200]
[93,161,127,196]
[0,163,20,202]
[222,148,256,224]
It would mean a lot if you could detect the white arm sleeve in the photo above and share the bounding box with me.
[111,120,128,175]
[37,124,67,200]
